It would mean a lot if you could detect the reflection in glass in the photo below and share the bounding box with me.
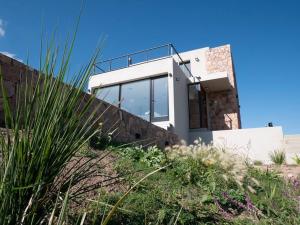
[121,80,150,121]
[188,84,201,129]
[153,77,168,119]
[95,86,119,106]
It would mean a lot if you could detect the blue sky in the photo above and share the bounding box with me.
[0,0,299,134]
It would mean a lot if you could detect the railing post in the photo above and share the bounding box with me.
[128,56,132,66]
[109,60,112,71]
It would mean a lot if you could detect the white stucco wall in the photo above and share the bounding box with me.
[171,61,189,142]
[172,47,208,80]
[190,127,285,164]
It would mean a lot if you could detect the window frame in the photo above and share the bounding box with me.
[120,78,151,121]
[150,76,169,122]
[187,82,205,129]
[92,74,169,122]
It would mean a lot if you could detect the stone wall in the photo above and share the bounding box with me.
[205,45,241,130]
[0,53,180,148]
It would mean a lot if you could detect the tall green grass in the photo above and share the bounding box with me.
[269,150,286,165]
[0,27,105,224]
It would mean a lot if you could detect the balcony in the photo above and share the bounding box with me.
[92,43,193,78]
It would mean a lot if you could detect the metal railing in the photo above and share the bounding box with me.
[92,43,194,78]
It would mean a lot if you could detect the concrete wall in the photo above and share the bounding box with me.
[0,53,180,149]
[190,127,285,164]
[172,60,189,142]
[172,47,208,80]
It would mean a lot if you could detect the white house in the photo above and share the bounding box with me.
[88,44,241,143]
[88,44,295,164]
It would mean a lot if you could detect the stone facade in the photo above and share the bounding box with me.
[205,45,241,130]
[0,53,180,148]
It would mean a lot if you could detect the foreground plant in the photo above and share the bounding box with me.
[269,150,286,165]
[292,154,300,165]
[0,28,107,224]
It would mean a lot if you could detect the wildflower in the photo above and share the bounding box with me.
[214,198,233,219]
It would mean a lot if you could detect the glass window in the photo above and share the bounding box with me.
[188,84,201,129]
[152,77,168,120]
[95,85,119,106]
[121,80,150,121]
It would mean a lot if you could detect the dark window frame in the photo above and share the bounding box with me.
[92,74,169,122]
[187,82,206,129]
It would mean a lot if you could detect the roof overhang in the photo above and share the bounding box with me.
[200,72,232,92]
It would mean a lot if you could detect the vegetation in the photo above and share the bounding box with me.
[269,150,286,165]
[253,160,263,166]
[89,143,300,225]
[0,26,110,224]
[293,154,300,165]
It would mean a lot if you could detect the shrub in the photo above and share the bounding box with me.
[117,145,166,167]
[292,154,300,165]
[253,160,263,166]
[269,150,286,165]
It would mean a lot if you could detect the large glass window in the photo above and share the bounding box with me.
[152,77,168,121]
[95,85,119,106]
[93,76,169,122]
[121,80,150,121]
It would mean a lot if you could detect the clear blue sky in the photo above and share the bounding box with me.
[0,0,299,134]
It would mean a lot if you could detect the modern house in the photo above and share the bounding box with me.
[0,47,298,164]
[88,44,241,144]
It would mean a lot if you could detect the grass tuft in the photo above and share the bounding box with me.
[269,150,286,165]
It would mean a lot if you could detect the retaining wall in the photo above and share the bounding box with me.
[0,53,180,149]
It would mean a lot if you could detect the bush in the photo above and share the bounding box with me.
[116,145,166,167]
[292,154,300,165]
[253,160,263,166]
[269,150,286,165]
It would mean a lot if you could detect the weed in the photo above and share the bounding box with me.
[269,150,286,165]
